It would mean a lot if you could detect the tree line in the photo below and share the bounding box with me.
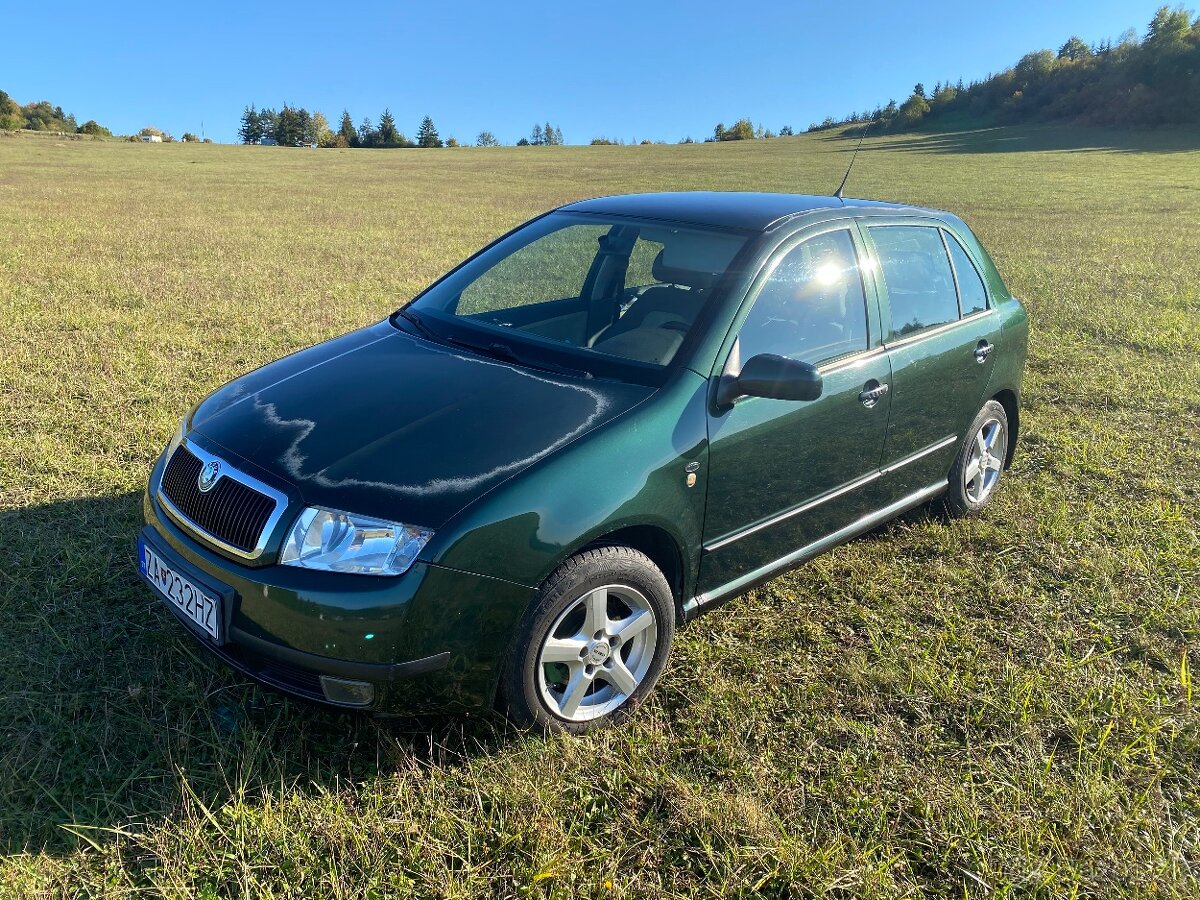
[1,88,195,142]
[0,89,111,137]
[809,5,1200,133]
[516,123,564,146]
[239,104,567,149]
[708,119,794,142]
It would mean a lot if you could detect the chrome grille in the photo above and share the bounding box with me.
[160,445,277,554]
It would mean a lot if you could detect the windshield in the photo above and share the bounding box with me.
[403,213,749,373]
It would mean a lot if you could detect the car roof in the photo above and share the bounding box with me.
[558,191,946,232]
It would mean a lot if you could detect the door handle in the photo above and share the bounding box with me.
[858,382,889,408]
[974,341,994,363]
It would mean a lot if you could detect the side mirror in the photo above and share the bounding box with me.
[716,353,823,407]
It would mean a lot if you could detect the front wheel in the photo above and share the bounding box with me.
[943,399,1010,517]
[500,546,675,733]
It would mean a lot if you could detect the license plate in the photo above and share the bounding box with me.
[139,539,221,641]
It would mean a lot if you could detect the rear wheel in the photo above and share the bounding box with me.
[500,546,675,733]
[943,399,1010,517]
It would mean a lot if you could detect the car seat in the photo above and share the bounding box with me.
[589,250,714,363]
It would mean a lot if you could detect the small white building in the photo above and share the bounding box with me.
[140,134,162,143]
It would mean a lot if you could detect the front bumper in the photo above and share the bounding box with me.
[138,523,451,709]
[140,464,534,713]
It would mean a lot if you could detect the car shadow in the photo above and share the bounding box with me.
[815,124,1200,155]
[0,491,512,855]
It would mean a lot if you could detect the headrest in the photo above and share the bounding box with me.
[642,229,743,289]
[652,250,713,289]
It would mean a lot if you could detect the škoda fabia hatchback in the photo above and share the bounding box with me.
[139,192,1027,732]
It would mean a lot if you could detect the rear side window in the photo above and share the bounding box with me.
[869,225,959,338]
[944,230,988,315]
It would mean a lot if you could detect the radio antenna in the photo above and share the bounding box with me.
[834,121,872,200]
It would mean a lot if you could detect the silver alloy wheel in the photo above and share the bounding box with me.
[536,583,658,722]
[964,416,1008,504]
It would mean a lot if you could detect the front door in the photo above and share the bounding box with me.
[862,222,1003,498]
[699,224,892,595]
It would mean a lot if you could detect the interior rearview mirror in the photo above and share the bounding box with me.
[716,353,823,407]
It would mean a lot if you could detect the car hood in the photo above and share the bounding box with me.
[188,321,654,528]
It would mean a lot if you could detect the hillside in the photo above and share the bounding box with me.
[812,5,1200,132]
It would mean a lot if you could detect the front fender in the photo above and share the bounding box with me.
[424,369,711,602]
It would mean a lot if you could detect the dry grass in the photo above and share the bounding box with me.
[1,125,1198,897]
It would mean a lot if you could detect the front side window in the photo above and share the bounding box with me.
[869,225,960,338]
[736,229,869,367]
[408,214,747,370]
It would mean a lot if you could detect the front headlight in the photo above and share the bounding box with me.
[280,507,433,576]
[168,416,187,454]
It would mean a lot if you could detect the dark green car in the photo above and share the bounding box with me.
[139,192,1027,732]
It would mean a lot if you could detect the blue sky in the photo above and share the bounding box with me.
[2,0,1171,144]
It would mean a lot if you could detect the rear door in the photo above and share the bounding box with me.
[698,222,891,594]
[862,220,1002,499]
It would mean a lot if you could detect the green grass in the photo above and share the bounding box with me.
[1,125,1198,898]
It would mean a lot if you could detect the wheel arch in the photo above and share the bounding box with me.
[991,388,1019,468]
[580,524,687,620]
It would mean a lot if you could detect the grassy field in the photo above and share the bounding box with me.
[1,125,1198,898]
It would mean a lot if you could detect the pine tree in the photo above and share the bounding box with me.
[553,125,564,145]
[258,107,278,142]
[238,105,262,144]
[530,123,544,145]
[378,108,400,146]
[275,105,295,146]
[358,117,376,148]
[339,110,356,146]
[274,104,312,146]
[1146,5,1193,46]
[544,121,555,145]
[417,115,442,148]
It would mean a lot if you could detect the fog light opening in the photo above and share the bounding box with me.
[320,675,375,707]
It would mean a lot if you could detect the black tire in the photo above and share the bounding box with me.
[942,399,1010,518]
[500,546,675,734]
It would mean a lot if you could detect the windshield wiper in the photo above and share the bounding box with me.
[401,310,593,379]
[398,309,437,340]
[443,334,592,380]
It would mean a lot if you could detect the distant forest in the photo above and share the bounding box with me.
[808,5,1200,133]
[0,89,110,137]
[237,105,564,149]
